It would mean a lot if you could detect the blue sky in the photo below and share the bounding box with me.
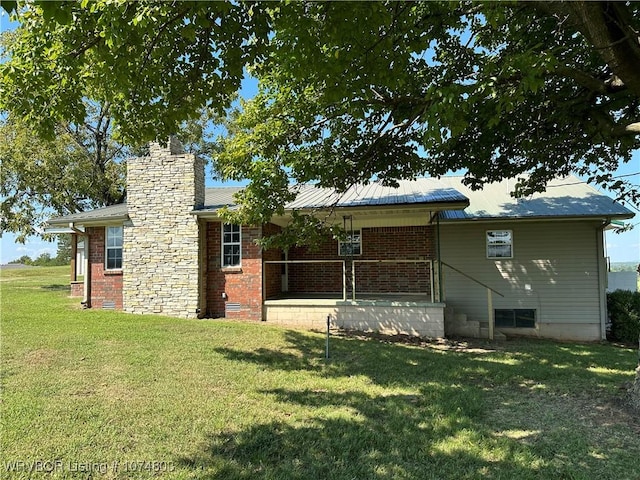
[0,10,639,264]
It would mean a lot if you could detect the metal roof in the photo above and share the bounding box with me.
[286,178,468,209]
[47,203,129,226]
[46,175,634,226]
[200,187,244,212]
[437,175,634,221]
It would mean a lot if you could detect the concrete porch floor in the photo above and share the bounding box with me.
[265,292,434,305]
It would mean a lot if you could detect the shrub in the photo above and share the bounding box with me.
[607,290,640,344]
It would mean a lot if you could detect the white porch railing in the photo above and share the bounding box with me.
[351,259,434,302]
[263,260,347,301]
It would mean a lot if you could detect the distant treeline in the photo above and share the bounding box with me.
[610,262,640,273]
[8,235,72,267]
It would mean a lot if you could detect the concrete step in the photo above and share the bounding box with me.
[453,313,468,324]
[479,327,507,340]
[454,323,481,338]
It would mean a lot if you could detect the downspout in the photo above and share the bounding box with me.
[597,219,611,341]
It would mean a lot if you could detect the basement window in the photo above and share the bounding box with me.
[105,226,123,270]
[487,230,513,258]
[495,309,536,328]
[338,230,362,256]
[222,223,241,267]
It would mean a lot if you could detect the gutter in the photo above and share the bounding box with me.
[439,214,635,224]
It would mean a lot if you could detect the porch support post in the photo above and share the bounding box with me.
[83,233,91,307]
[342,260,348,301]
[487,288,494,340]
[70,234,78,282]
[429,259,435,303]
[351,261,356,301]
[436,213,443,302]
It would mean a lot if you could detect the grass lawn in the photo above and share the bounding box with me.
[1,266,639,479]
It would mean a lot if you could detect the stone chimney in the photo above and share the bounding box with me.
[123,137,205,318]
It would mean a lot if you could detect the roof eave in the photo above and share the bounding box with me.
[45,215,130,227]
[440,212,635,223]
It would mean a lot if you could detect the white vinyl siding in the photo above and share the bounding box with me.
[440,221,603,340]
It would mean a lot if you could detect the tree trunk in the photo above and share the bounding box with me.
[568,1,640,99]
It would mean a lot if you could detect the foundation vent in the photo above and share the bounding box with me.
[102,301,116,310]
[225,303,241,313]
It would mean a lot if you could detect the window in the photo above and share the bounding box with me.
[495,309,536,328]
[106,226,123,270]
[487,230,513,258]
[338,230,361,256]
[222,223,241,267]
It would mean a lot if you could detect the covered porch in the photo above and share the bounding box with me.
[261,225,446,338]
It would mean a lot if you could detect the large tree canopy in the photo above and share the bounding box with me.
[1,0,639,227]
[0,104,127,241]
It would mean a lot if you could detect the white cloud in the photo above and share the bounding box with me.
[0,234,58,264]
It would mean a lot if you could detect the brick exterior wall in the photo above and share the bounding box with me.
[205,222,267,321]
[123,138,204,318]
[287,225,435,296]
[70,282,84,297]
[86,226,123,309]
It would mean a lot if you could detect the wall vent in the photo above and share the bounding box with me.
[102,301,116,310]
[225,303,241,313]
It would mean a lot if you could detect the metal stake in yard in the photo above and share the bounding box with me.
[326,314,331,359]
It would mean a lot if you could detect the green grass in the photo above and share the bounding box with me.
[1,266,639,479]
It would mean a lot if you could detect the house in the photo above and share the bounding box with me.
[46,138,635,341]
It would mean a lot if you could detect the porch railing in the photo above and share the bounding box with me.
[351,259,434,302]
[263,260,347,301]
[263,258,437,304]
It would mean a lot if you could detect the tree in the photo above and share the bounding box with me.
[8,255,32,265]
[55,234,72,264]
[0,110,127,242]
[2,2,638,221]
[215,2,640,227]
[1,26,221,242]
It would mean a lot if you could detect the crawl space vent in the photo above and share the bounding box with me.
[102,301,116,310]
[225,303,241,313]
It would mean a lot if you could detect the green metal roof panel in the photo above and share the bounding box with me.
[286,178,468,209]
[46,203,129,225]
[438,175,634,220]
[46,175,634,226]
[199,187,244,212]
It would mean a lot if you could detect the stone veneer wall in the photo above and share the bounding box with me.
[123,137,205,318]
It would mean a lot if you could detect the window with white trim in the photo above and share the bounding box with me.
[105,226,123,270]
[222,223,241,267]
[486,230,513,258]
[338,230,361,256]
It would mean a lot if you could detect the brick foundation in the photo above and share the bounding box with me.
[70,281,84,297]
